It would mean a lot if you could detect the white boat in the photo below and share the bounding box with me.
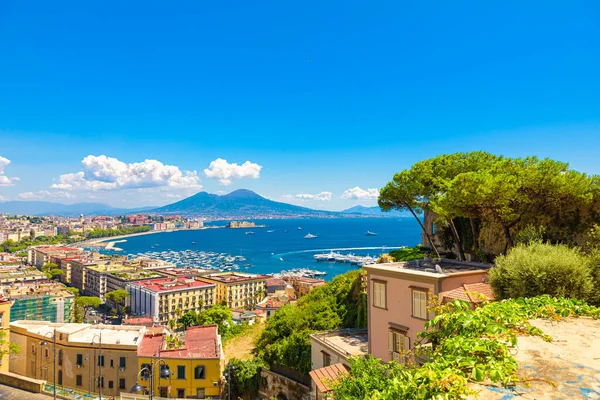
[245,231,255,235]
[304,233,317,239]
[297,227,302,230]
[365,231,377,236]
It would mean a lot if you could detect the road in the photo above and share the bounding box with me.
[0,384,52,400]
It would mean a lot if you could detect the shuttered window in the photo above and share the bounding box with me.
[412,290,428,319]
[388,330,410,363]
[373,281,386,309]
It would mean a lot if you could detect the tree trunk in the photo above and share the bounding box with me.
[501,222,514,252]
[448,218,466,261]
[406,205,441,258]
[469,218,479,252]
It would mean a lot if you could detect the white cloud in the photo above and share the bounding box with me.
[51,155,202,191]
[295,191,332,201]
[341,186,380,200]
[0,156,19,187]
[19,190,74,200]
[203,158,262,186]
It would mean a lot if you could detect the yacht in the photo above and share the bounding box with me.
[297,227,302,230]
[365,231,377,236]
[245,231,255,235]
[304,233,318,239]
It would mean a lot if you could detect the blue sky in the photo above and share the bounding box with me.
[0,1,599,210]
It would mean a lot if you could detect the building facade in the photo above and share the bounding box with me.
[136,325,224,399]
[0,299,11,371]
[127,277,216,324]
[10,321,146,398]
[197,273,268,309]
[364,259,490,364]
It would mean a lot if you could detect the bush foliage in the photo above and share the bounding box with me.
[490,241,595,302]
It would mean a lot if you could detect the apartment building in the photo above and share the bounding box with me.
[0,265,46,285]
[197,272,268,309]
[84,263,136,301]
[29,246,81,269]
[6,281,75,323]
[105,270,163,311]
[364,259,491,364]
[285,276,326,298]
[10,321,146,398]
[136,325,224,399]
[127,277,216,324]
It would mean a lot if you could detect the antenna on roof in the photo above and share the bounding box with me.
[435,264,443,274]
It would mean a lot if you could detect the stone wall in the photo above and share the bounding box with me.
[0,371,45,393]
[259,369,311,400]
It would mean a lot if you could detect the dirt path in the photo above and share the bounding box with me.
[224,323,265,363]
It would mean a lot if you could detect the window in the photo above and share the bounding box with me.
[31,344,36,355]
[76,375,82,386]
[412,290,428,319]
[58,350,63,366]
[177,365,186,379]
[108,380,114,389]
[322,351,331,367]
[119,378,126,390]
[98,355,105,367]
[110,359,114,368]
[0,313,4,326]
[119,357,126,369]
[76,353,83,366]
[177,389,185,398]
[141,363,152,380]
[98,376,104,388]
[58,370,63,385]
[44,348,49,358]
[373,281,387,309]
[196,388,206,399]
[194,365,205,379]
[388,331,410,359]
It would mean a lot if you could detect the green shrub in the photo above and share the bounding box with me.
[490,241,594,301]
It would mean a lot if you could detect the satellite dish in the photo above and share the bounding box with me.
[435,264,444,274]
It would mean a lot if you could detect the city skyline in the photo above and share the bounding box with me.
[1,2,599,210]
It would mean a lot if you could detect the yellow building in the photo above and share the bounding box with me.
[0,298,12,371]
[136,325,224,399]
[198,272,268,309]
[10,321,146,398]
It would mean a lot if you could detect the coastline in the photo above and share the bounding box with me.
[71,227,211,248]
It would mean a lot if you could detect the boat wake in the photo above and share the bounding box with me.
[272,246,405,258]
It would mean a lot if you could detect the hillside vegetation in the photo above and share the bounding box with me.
[254,270,367,374]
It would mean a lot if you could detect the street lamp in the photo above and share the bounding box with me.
[40,328,57,400]
[91,332,102,400]
[130,360,171,400]
[225,364,235,400]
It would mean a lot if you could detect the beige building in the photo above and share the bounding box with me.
[10,321,146,398]
[0,265,46,286]
[84,263,136,301]
[198,272,268,309]
[286,276,326,298]
[0,298,12,371]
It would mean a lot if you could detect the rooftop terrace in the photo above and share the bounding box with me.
[311,328,369,358]
[365,259,491,278]
[201,272,269,283]
[130,276,215,293]
[10,321,147,346]
[137,325,221,359]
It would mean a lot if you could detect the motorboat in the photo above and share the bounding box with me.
[304,233,317,239]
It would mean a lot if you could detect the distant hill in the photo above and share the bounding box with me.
[152,189,337,218]
[341,205,410,217]
[0,201,154,216]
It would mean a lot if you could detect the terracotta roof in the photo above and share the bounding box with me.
[309,363,350,393]
[129,276,215,293]
[138,325,220,359]
[257,299,286,309]
[123,317,154,325]
[440,283,495,304]
[266,278,286,286]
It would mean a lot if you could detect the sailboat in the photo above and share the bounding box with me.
[304,233,318,239]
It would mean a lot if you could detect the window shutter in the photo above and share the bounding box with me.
[403,335,410,352]
[388,331,394,353]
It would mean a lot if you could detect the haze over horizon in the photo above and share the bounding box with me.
[1,2,598,210]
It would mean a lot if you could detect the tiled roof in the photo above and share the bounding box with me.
[138,325,220,359]
[440,283,495,304]
[310,363,350,393]
[129,277,215,293]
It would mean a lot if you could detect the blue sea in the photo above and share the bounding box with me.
[110,218,421,280]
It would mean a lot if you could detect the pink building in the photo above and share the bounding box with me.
[364,259,492,363]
